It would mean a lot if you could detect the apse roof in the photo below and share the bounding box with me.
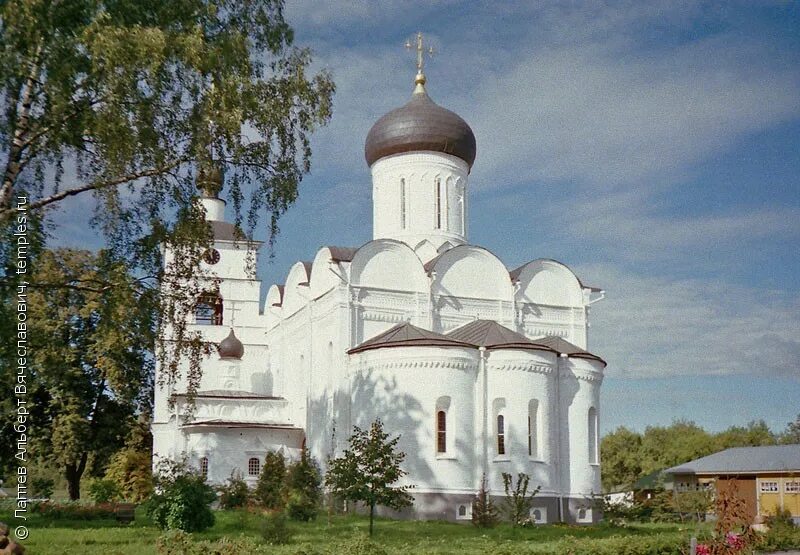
[665,445,800,475]
[446,320,557,353]
[532,336,606,365]
[327,246,359,262]
[347,321,474,354]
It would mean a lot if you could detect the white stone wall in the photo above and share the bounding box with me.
[371,151,469,253]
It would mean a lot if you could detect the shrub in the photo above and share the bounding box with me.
[260,511,293,545]
[105,447,153,503]
[31,477,54,499]
[500,472,541,526]
[145,459,216,532]
[255,451,286,510]
[285,449,321,521]
[472,473,499,528]
[156,529,270,554]
[330,533,388,555]
[34,501,116,520]
[759,524,800,551]
[218,471,251,509]
[88,478,121,503]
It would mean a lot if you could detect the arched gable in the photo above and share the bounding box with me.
[513,259,583,307]
[310,247,343,299]
[429,245,513,301]
[282,261,312,316]
[350,239,427,292]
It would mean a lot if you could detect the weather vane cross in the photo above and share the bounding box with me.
[405,32,434,91]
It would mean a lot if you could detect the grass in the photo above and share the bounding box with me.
[0,507,704,555]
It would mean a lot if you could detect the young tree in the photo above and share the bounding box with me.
[779,414,800,444]
[325,420,414,536]
[255,450,287,510]
[25,248,155,499]
[471,473,499,528]
[500,472,541,526]
[284,448,322,521]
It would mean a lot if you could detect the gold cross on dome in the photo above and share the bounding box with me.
[405,32,434,90]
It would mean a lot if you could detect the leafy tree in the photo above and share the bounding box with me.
[639,421,715,475]
[284,448,321,521]
[500,472,541,526]
[25,248,154,499]
[715,420,776,450]
[0,0,334,402]
[326,420,414,536]
[600,426,643,491]
[255,450,286,510]
[471,473,499,528]
[30,477,54,499]
[779,414,800,445]
[145,458,216,532]
[104,419,154,503]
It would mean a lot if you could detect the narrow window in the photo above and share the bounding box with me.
[199,456,209,478]
[588,407,598,464]
[435,178,442,229]
[400,178,406,229]
[458,505,467,517]
[195,293,223,325]
[436,410,447,453]
[528,400,539,458]
[248,457,260,476]
[497,414,506,455]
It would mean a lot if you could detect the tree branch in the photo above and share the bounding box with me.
[0,159,189,217]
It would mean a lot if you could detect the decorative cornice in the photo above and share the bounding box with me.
[353,357,476,374]
[489,363,554,375]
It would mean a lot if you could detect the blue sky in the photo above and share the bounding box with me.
[52,2,800,436]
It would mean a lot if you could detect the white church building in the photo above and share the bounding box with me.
[152,60,606,524]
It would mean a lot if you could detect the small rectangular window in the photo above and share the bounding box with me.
[784,481,800,493]
[760,481,779,493]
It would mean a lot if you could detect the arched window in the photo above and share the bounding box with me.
[199,456,209,478]
[588,407,599,464]
[528,400,539,458]
[436,410,447,453]
[248,457,260,476]
[195,292,223,325]
[458,505,467,517]
[497,414,506,455]
[400,178,406,229]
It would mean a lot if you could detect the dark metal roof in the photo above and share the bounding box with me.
[533,336,606,365]
[173,390,284,401]
[446,320,557,353]
[327,246,359,262]
[365,91,476,169]
[218,328,244,360]
[665,445,800,475]
[348,322,474,354]
[181,420,300,430]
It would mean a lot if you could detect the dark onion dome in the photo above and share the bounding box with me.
[197,161,224,198]
[218,328,244,360]
[364,80,476,170]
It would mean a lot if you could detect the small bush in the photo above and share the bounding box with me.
[500,472,541,526]
[31,477,54,499]
[145,459,216,532]
[330,533,388,555]
[218,471,250,509]
[472,473,499,528]
[156,529,270,554]
[260,511,293,545]
[759,524,800,551]
[88,478,121,503]
[34,501,116,520]
[284,449,321,521]
[256,451,287,510]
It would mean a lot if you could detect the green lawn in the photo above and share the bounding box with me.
[0,508,704,555]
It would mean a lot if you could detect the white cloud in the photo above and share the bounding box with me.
[580,263,800,380]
